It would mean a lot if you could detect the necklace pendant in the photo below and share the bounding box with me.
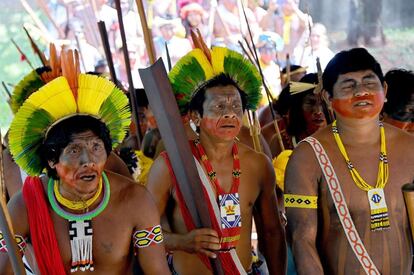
[219,193,241,229]
[69,219,95,272]
[367,188,390,231]
[218,192,242,249]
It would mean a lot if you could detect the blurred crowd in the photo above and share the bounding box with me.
[39,0,336,100]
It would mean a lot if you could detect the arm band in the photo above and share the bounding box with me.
[0,232,27,253]
[284,194,318,209]
[133,225,163,248]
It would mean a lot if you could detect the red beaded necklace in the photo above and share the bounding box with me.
[193,139,241,195]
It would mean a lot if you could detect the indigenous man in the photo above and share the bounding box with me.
[383,69,414,133]
[0,50,170,274]
[147,46,287,274]
[3,45,131,201]
[285,48,414,274]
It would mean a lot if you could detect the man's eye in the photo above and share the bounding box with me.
[69,148,79,154]
[341,85,354,92]
[364,82,378,89]
[93,143,103,151]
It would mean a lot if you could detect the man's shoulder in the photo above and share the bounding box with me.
[105,170,147,198]
[238,142,270,164]
[384,123,414,160]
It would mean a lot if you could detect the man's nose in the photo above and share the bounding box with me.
[79,148,95,167]
[354,83,370,97]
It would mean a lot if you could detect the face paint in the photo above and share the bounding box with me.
[199,85,244,141]
[53,131,107,197]
[332,93,385,119]
[302,94,327,135]
[200,117,241,140]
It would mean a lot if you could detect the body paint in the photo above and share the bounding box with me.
[385,117,414,133]
[332,93,384,119]
[200,117,241,141]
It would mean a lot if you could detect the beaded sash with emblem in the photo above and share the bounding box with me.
[193,139,242,249]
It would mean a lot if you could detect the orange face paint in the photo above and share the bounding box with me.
[200,117,241,141]
[332,93,385,119]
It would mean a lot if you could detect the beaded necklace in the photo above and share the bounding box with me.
[47,172,111,272]
[54,176,103,211]
[193,139,241,194]
[332,120,390,231]
[193,139,242,249]
[48,172,110,221]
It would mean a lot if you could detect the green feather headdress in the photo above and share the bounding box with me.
[169,45,262,114]
[9,50,131,176]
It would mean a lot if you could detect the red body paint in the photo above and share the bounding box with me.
[332,93,385,119]
[200,117,241,141]
[386,117,414,133]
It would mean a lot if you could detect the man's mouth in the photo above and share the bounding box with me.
[312,118,325,124]
[79,174,97,182]
[221,125,236,128]
[354,101,372,107]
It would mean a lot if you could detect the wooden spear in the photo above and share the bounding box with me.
[97,21,119,86]
[240,1,285,151]
[135,0,156,64]
[23,27,47,67]
[19,0,52,42]
[2,82,12,99]
[11,39,34,70]
[0,132,26,275]
[35,0,64,38]
[114,0,143,144]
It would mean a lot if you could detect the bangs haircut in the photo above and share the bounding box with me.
[40,115,112,179]
[322,48,384,97]
[189,73,248,117]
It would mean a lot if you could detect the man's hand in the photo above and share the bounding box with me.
[182,229,220,258]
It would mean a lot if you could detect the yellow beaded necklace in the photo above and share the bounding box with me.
[332,120,390,231]
[332,120,389,191]
[54,177,103,211]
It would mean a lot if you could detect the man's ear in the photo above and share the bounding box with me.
[189,111,201,126]
[383,81,388,98]
[322,89,332,108]
[48,160,57,169]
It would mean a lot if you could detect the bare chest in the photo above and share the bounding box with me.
[49,204,134,273]
[315,142,413,273]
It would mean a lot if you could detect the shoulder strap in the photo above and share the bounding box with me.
[302,137,380,275]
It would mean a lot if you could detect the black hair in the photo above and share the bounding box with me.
[281,65,303,74]
[383,69,414,120]
[188,73,248,117]
[322,48,384,97]
[135,88,149,108]
[287,73,320,137]
[40,115,112,179]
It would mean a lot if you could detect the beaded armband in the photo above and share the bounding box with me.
[284,194,318,209]
[0,231,27,253]
[133,225,163,248]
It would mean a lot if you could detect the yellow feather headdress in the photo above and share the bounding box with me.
[9,49,131,176]
[169,30,262,114]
